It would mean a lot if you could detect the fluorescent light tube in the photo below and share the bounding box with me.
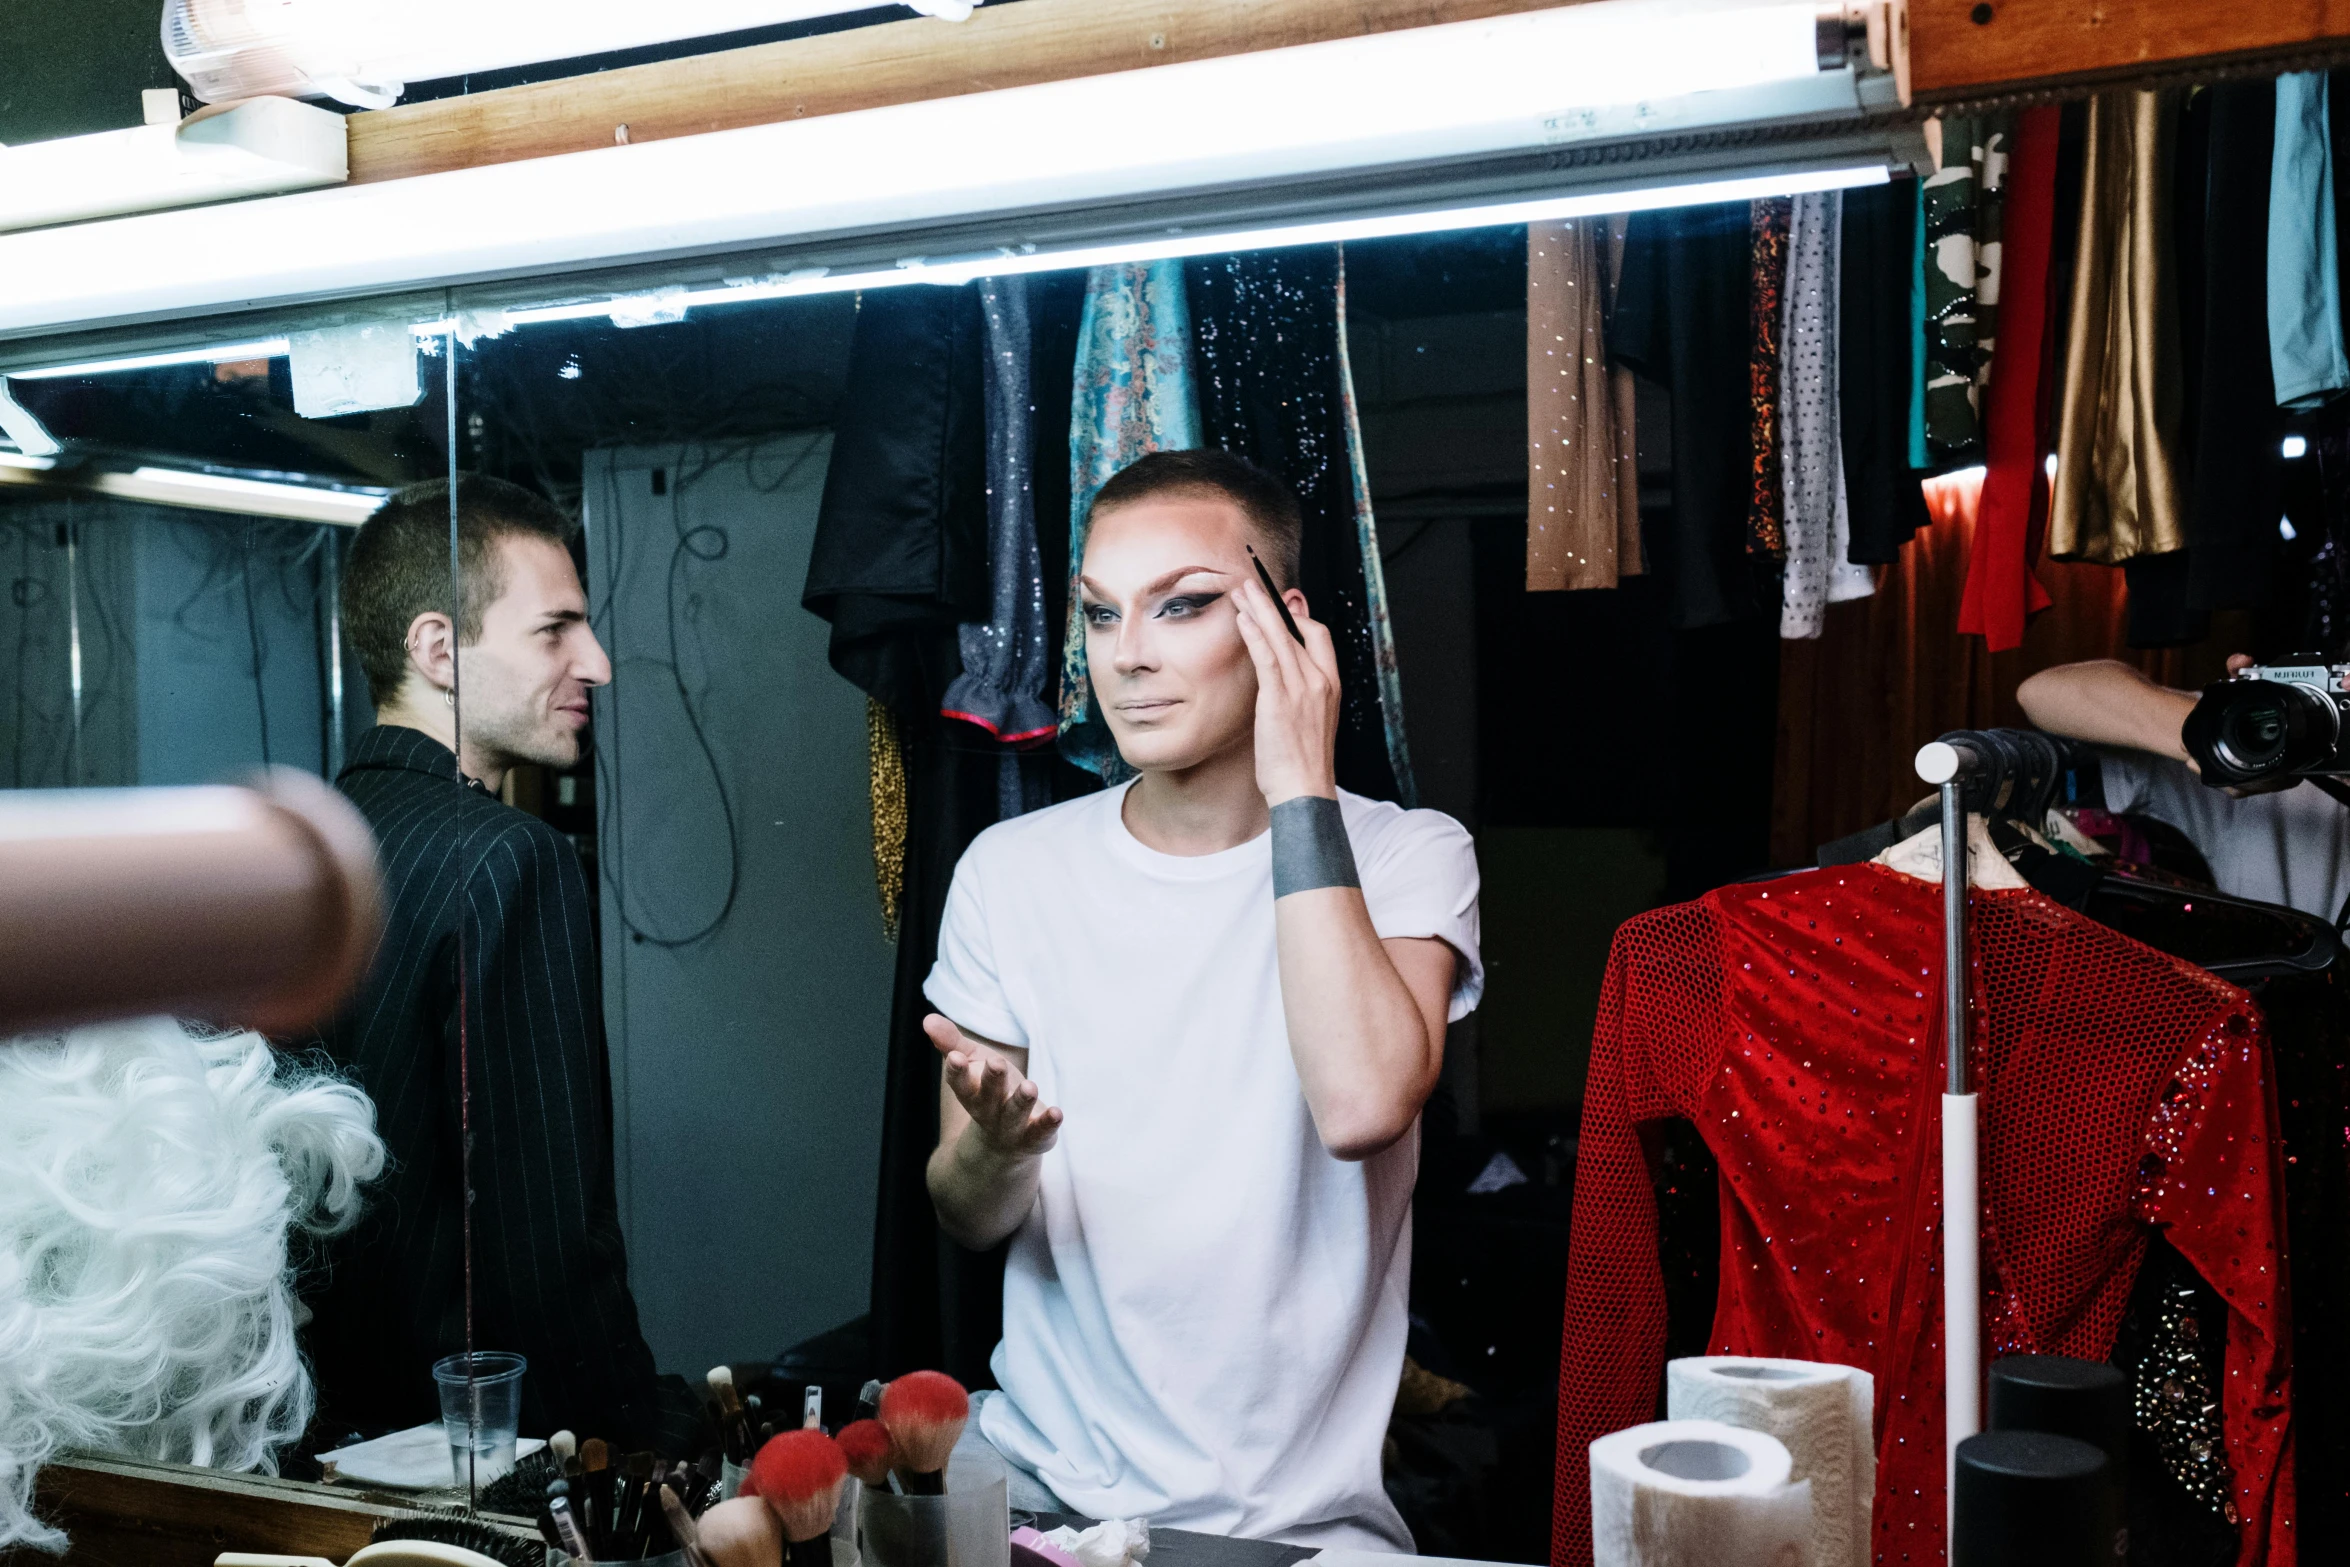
[484,160,1892,328]
[166,0,982,108]
[0,99,347,234]
[0,0,1901,338]
[9,338,293,380]
[0,465,387,533]
[102,466,388,526]
[0,457,384,525]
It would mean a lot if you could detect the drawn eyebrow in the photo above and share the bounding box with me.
[1078,565,1230,598]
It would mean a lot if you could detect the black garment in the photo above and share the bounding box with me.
[306,725,661,1443]
[1839,179,1932,564]
[2124,550,2208,647]
[865,272,1098,1384]
[1609,202,1765,629]
[1185,248,1400,801]
[2187,81,2287,614]
[804,284,990,713]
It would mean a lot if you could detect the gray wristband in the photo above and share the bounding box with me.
[1270,795,1360,898]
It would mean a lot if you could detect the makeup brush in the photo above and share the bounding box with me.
[709,1366,754,1462]
[877,1371,968,1496]
[835,1420,898,1492]
[550,1430,578,1466]
[749,1429,849,1567]
[581,1438,611,1544]
[624,1451,661,1557]
[697,1496,782,1567]
[1244,544,1306,645]
[661,1481,713,1567]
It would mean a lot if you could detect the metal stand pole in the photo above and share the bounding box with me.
[1915,739,1980,1544]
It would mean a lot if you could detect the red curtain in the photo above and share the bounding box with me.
[1771,468,2243,865]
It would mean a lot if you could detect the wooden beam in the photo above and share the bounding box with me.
[346,0,1576,185]
[1909,0,2350,102]
[34,1454,420,1567]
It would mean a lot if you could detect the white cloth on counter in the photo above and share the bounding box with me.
[925,782,1483,1550]
[1042,1517,1152,1567]
[322,1422,546,1490]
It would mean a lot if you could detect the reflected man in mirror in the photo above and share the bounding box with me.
[305,475,668,1445]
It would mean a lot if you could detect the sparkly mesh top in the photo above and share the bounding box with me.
[1553,864,2293,1567]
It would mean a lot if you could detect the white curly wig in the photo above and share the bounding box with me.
[0,1017,385,1551]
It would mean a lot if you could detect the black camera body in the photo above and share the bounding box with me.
[2183,663,2350,787]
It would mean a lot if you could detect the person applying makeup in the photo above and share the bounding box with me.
[922,449,1482,1550]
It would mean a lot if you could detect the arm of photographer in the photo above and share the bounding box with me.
[2015,659,2203,762]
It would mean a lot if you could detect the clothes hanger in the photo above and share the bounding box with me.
[1820,728,2341,982]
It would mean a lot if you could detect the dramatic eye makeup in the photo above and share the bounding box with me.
[1157,591,1226,619]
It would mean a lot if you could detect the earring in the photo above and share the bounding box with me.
[443,689,456,709]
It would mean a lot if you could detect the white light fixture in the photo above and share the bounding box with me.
[0,0,1907,338]
[2283,434,2310,459]
[472,160,1893,330]
[0,98,346,235]
[0,458,387,527]
[165,0,984,108]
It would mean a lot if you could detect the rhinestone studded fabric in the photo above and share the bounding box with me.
[1554,863,2294,1567]
[2137,1268,2240,1525]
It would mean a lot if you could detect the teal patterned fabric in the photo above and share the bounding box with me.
[1057,260,1201,780]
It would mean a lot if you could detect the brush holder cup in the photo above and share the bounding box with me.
[857,1474,1010,1567]
[555,1550,860,1567]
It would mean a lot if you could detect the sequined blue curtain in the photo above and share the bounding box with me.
[1186,246,1411,803]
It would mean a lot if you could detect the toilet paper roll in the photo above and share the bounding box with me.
[1666,1356,1874,1567]
[1589,1419,1812,1567]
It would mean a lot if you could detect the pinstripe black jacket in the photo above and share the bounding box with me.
[304,724,661,1443]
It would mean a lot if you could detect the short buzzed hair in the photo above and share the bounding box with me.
[1087,449,1304,587]
[341,474,578,706]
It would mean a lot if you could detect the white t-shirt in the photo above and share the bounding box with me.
[923,783,1483,1551]
[2102,750,2350,921]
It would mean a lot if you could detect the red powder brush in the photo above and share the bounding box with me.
[750,1428,849,1567]
[836,1419,900,1493]
[877,1371,968,1495]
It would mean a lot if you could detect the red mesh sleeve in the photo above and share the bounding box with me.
[1553,901,1729,1567]
[2138,1003,2296,1567]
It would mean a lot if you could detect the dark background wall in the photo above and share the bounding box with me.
[0,0,177,144]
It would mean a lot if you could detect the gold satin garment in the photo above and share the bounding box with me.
[2048,88,2188,565]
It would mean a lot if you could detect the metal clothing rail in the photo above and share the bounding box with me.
[1913,737,1979,1540]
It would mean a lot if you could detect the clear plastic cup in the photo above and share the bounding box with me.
[857,1474,1009,1567]
[432,1350,527,1488]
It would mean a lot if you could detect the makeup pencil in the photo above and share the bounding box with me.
[1244,545,1305,645]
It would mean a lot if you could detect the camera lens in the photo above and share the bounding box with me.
[2187,677,2345,784]
[2217,694,2293,773]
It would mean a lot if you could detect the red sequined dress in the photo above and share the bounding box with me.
[1553,864,2293,1567]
